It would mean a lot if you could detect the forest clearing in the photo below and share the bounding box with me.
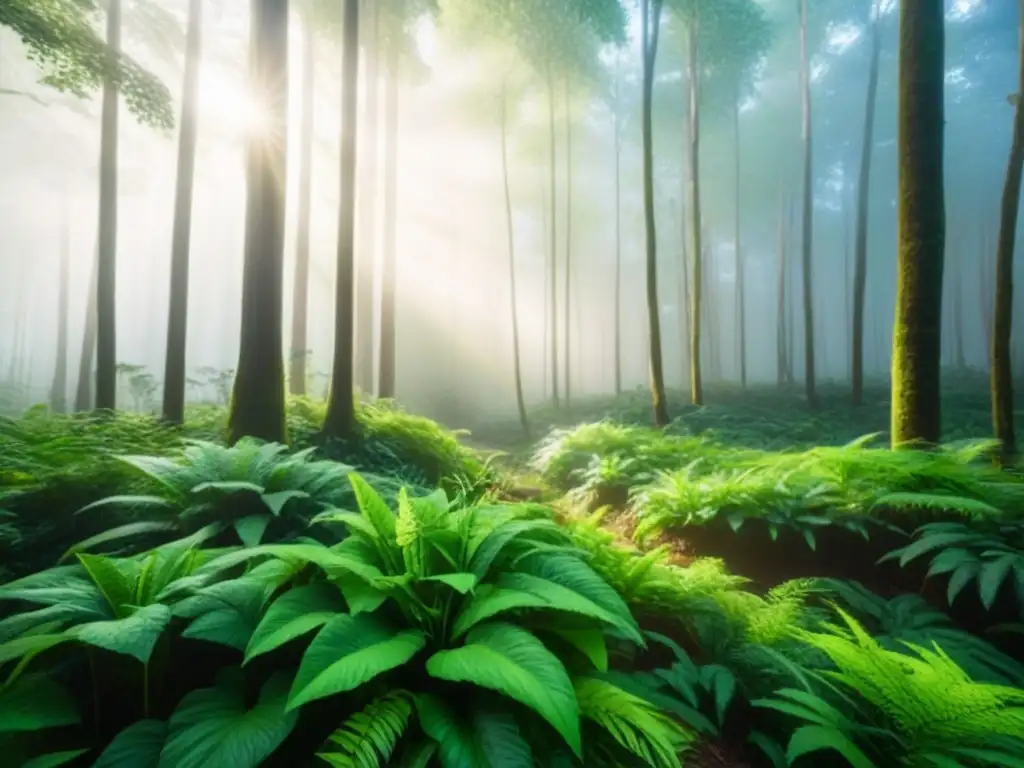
[2,0,1024,767]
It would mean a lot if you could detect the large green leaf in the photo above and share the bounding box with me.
[349,473,397,542]
[451,585,551,638]
[60,521,180,563]
[495,573,629,633]
[196,543,384,585]
[0,674,80,733]
[0,566,109,615]
[426,623,581,756]
[0,633,70,666]
[260,490,310,516]
[0,604,97,643]
[158,672,298,768]
[21,750,89,768]
[288,614,426,710]
[233,516,271,548]
[72,603,172,663]
[468,519,568,580]
[244,583,344,662]
[474,705,534,767]
[92,720,167,768]
[414,694,485,768]
[77,554,141,615]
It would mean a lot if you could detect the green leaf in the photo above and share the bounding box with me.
[288,614,426,710]
[92,720,167,768]
[978,554,1018,610]
[317,690,413,767]
[0,674,80,733]
[191,481,265,495]
[21,750,89,768]
[427,623,581,756]
[947,562,981,605]
[349,473,397,542]
[245,583,344,663]
[474,705,534,767]
[76,495,177,514]
[60,521,180,563]
[334,573,389,615]
[786,725,876,768]
[0,633,70,666]
[261,490,310,516]
[452,585,551,638]
[419,573,478,594]
[0,567,108,614]
[77,553,140,615]
[73,603,172,663]
[159,672,298,768]
[549,627,608,672]
[414,694,484,768]
[197,543,384,585]
[468,519,567,580]
[233,515,271,548]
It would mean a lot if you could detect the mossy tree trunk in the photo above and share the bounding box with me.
[95,0,121,412]
[377,3,402,400]
[323,0,360,440]
[891,0,946,447]
[852,10,881,406]
[228,0,289,445]
[799,0,817,407]
[991,0,1024,457]
[288,13,315,398]
[162,0,203,424]
[642,0,669,427]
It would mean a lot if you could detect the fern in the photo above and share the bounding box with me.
[317,691,414,767]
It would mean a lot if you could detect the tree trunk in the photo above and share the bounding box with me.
[377,4,402,400]
[733,94,746,388]
[51,197,71,413]
[613,60,623,396]
[953,249,966,368]
[799,0,817,407]
[323,0,360,439]
[852,14,881,405]
[228,0,289,444]
[162,0,203,424]
[991,0,1024,457]
[288,14,315,397]
[355,0,379,395]
[546,68,560,408]
[892,0,946,447]
[777,196,788,387]
[687,17,703,406]
[500,81,530,437]
[74,245,99,412]
[95,0,121,411]
[564,77,573,409]
[642,0,669,427]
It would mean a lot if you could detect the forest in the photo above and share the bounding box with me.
[1,0,1024,766]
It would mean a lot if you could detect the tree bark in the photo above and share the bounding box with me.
[891,0,946,447]
[51,196,71,413]
[852,13,881,406]
[377,3,402,400]
[733,93,746,388]
[162,0,203,424]
[323,0,360,439]
[95,0,121,411]
[777,195,788,387]
[687,16,703,406]
[288,14,315,397]
[991,0,1024,457]
[642,0,669,427]
[228,0,289,444]
[799,0,817,407]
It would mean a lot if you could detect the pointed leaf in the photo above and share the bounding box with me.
[60,521,179,563]
[76,495,177,514]
[245,583,344,662]
[348,473,397,541]
[261,490,309,516]
[420,573,478,594]
[414,694,485,768]
[233,515,271,548]
[93,720,167,768]
[73,603,172,663]
[0,674,80,733]
[786,725,875,768]
[21,750,89,768]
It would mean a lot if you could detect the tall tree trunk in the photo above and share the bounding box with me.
[228,0,289,444]
[852,13,881,405]
[74,245,99,412]
[799,0,817,407]
[642,0,669,427]
[892,0,946,447]
[162,0,203,424]
[288,14,315,397]
[613,60,623,396]
[564,77,573,409]
[500,81,529,437]
[687,17,703,406]
[991,0,1024,457]
[777,196,788,387]
[546,68,560,408]
[323,0,360,438]
[51,200,71,413]
[378,4,402,400]
[95,0,121,411]
[355,0,379,395]
[952,248,966,368]
[733,93,746,388]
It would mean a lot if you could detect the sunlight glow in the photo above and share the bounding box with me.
[948,0,983,22]
[826,22,862,56]
[198,67,271,139]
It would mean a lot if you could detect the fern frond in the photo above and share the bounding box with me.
[317,690,414,768]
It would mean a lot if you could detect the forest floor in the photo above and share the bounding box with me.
[1,372,1023,767]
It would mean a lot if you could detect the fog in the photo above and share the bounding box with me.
[0,0,1018,426]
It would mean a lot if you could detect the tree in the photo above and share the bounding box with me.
[323,0,360,439]
[0,0,173,128]
[642,0,670,427]
[51,195,71,413]
[228,0,290,444]
[733,91,746,388]
[94,0,122,412]
[991,0,1024,457]
[162,0,204,424]
[798,0,817,407]
[684,8,702,407]
[613,56,623,396]
[891,0,946,447]
[852,4,882,406]
[74,248,98,411]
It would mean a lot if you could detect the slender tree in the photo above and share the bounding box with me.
[74,248,98,412]
[323,0,360,439]
[355,0,379,395]
[687,11,703,406]
[162,0,203,424]
[891,0,946,447]
[228,0,289,444]
[798,0,817,407]
[991,0,1024,457]
[777,195,789,387]
[51,198,71,413]
[642,0,669,427]
[288,10,316,397]
[733,91,746,388]
[547,66,560,408]
[613,58,623,396]
[564,77,573,408]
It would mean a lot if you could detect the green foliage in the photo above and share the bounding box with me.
[1,0,174,128]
